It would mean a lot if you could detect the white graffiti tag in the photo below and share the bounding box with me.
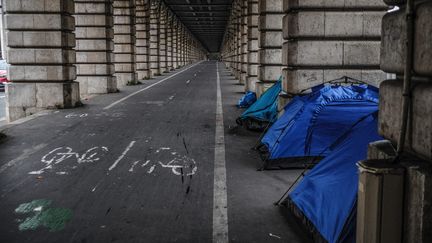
[158,155,197,176]
[29,146,108,175]
[65,113,88,118]
[127,148,198,176]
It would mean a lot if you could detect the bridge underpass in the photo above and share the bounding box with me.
[0,0,431,242]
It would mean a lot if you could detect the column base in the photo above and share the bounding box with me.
[77,76,117,95]
[6,82,81,122]
[255,81,276,98]
[137,71,151,80]
[115,73,137,87]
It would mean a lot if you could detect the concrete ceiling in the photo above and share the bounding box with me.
[163,0,232,53]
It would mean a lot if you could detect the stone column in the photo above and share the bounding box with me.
[257,0,284,97]
[4,0,80,121]
[177,24,183,67]
[187,36,191,64]
[172,19,179,69]
[228,32,235,71]
[113,0,137,87]
[166,13,174,71]
[181,27,186,66]
[234,0,242,79]
[281,0,387,105]
[75,0,117,96]
[246,0,259,92]
[362,2,432,242]
[240,0,249,86]
[135,0,150,80]
[158,4,167,73]
[149,0,160,76]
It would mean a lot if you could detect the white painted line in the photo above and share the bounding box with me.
[103,61,203,110]
[0,96,5,98]
[213,62,229,243]
[0,143,48,174]
[0,117,5,122]
[108,141,136,171]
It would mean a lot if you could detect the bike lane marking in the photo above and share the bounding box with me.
[0,143,48,175]
[108,141,136,171]
[213,62,229,243]
[103,61,203,110]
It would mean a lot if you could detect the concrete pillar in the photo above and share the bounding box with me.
[247,0,259,92]
[0,2,6,60]
[158,4,167,73]
[172,19,179,69]
[257,0,284,97]
[113,0,137,87]
[363,1,432,242]
[4,0,80,122]
[240,0,249,86]
[176,25,181,67]
[181,27,186,66]
[234,0,242,80]
[75,0,117,96]
[135,0,150,80]
[166,13,174,71]
[281,0,387,99]
[149,0,159,76]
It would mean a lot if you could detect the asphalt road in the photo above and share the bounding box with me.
[0,61,311,243]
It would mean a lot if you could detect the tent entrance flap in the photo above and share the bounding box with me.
[237,79,282,131]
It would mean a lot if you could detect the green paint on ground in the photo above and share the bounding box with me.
[15,199,73,232]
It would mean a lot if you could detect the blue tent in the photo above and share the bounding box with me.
[260,84,379,168]
[285,112,382,243]
[237,91,257,108]
[236,79,281,131]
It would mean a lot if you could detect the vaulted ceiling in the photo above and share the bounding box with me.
[163,0,232,53]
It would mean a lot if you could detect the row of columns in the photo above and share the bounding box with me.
[221,0,387,101]
[3,0,206,121]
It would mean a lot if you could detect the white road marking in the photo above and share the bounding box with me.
[108,141,136,171]
[103,61,203,110]
[0,117,5,122]
[128,160,140,172]
[213,62,229,243]
[0,143,48,174]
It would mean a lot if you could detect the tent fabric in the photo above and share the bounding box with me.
[286,112,382,243]
[237,91,257,108]
[261,84,379,162]
[236,79,281,130]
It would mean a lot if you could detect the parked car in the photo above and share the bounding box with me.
[0,59,8,92]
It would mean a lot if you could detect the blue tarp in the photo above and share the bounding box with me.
[261,84,379,160]
[237,91,257,108]
[237,79,281,128]
[288,112,382,243]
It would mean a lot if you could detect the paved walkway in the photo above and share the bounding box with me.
[0,61,311,243]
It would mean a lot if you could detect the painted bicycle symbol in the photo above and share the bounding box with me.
[29,146,109,175]
[157,155,197,176]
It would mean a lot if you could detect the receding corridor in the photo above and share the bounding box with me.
[0,61,311,243]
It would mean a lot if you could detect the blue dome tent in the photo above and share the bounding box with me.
[283,112,382,243]
[259,84,379,169]
[236,78,281,131]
